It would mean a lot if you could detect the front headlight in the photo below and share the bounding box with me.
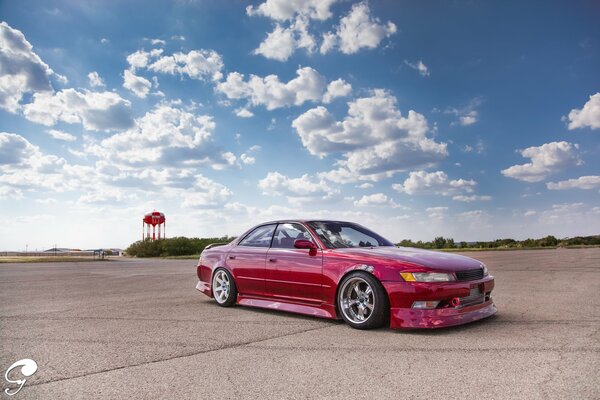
[400,272,455,282]
[482,264,489,276]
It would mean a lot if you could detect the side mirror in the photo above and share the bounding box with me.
[294,239,317,250]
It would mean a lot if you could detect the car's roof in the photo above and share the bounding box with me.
[257,219,354,225]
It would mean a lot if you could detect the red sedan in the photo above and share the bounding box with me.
[196,220,496,329]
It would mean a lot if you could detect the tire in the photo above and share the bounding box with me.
[337,272,389,330]
[212,268,237,307]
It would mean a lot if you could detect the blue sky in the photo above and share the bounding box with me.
[1,0,599,250]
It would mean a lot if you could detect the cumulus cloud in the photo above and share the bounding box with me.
[126,49,163,70]
[0,21,54,112]
[216,67,331,110]
[0,132,80,193]
[392,170,489,202]
[320,2,396,55]
[404,60,429,77]
[253,17,315,61]
[47,129,76,142]
[567,93,600,130]
[292,89,447,181]
[354,193,401,208]
[323,78,352,103]
[258,171,338,202]
[235,108,254,118]
[122,69,151,98]
[23,88,134,131]
[87,71,105,88]
[501,141,582,182]
[546,176,600,190]
[83,104,232,169]
[181,175,232,208]
[246,0,336,21]
[127,48,224,81]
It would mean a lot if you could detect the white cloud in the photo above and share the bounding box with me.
[567,93,600,130]
[293,89,447,181]
[126,49,163,70]
[23,88,134,131]
[240,153,256,165]
[127,48,223,81]
[87,71,105,88]
[47,129,76,142]
[147,49,224,81]
[258,171,338,202]
[235,108,254,118]
[253,17,315,61]
[404,60,430,77]
[0,132,83,193]
[501,141,582,182]
[180,175,233,208]
[123,69,151,98]
[150,38,166,46]
[83,104,232,168]
[546,176,600,190]
[452,195,492,202]
[393,170,486,202]
[426,206,448,219]
[320,2,397,55]
[216,67,329,110]
[246,0,336,21]
[0,186,23,199]
[354,193,401,208]
[357,182,373,189]
[323,78,352,103]
[444,97,482,126]
[0,21,54,112]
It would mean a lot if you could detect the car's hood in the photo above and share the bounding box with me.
[331,246,483,271]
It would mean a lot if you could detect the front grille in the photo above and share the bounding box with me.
[455,268,484,281]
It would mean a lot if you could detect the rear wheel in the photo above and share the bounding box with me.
[338,272,388,329]
[212,269,237,307]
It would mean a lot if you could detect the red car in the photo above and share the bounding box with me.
[196,220,496,329]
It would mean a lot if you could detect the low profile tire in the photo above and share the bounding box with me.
[212,268,237,307]
[338,272,389,330]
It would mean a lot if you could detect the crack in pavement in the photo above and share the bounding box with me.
[25,323,336,388]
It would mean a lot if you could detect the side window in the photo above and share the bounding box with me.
[238,224,276,247]
[272,223,312,249]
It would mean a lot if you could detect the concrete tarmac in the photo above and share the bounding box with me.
[1,248,599,399]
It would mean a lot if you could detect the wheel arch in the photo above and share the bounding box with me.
[333,268,389,319]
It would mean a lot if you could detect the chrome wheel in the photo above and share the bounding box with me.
[213,270,231,304]
[339,277,375,324]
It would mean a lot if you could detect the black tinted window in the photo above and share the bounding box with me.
[272,223,312,248]
[238,224,276,247]
[307,221,393,249]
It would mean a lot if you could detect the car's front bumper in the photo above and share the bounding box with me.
[382,277,496,329]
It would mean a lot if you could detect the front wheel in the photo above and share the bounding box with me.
[212,268,237,307]
[338,272,389,329]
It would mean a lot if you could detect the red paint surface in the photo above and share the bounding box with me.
[196,220,497,329]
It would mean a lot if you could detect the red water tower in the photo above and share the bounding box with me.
[143,211,166,241]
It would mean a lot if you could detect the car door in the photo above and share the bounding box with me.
[265,223,323,304]
[226,224,276,298]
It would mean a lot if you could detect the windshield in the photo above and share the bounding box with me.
[307,221,394,249]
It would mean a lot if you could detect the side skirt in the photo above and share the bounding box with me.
[237,295,337,320]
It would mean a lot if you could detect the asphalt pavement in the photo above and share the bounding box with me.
[1,248,599,399]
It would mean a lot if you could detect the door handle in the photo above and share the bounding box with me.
[268,258,277,262]
[228,256,236,260]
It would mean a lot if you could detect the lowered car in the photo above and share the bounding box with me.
[195,220,496,329]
